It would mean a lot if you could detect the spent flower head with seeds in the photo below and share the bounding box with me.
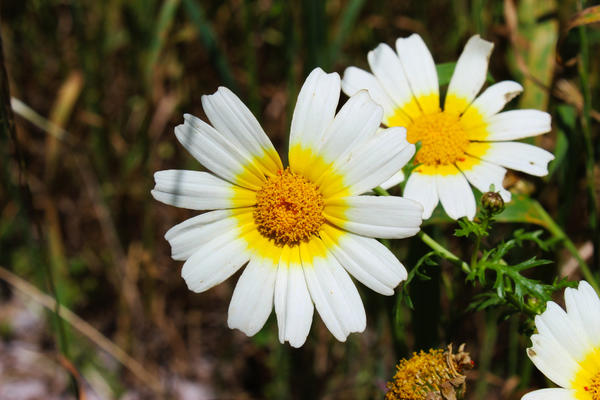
[342,34,555,220]
[152,68,423,347]
[522,281,600,400]
[386,344,473,400]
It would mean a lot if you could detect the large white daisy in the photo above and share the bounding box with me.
[523,281,600,400]
[342,34,555,220]
[152,68,423,347]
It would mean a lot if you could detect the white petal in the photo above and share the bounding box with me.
[483,110,551,141]
[457,157,511,201]
[436,171,477,220]
[395,34,439,114]
[403,172,439,219]
[479,142,554,176]
[521,389,577,400]
[466,81,523,119]
[565,281,600,348]
[321,225,407,295]
[367,43,415,112]
[200,87,283,174]
[274,246,314,348]
[322,127,415,197]
[164,210,243,261]
[152,170,256,210]
[379,170,405,190]
[289,68,340,152]
[527,333,580,388]
[274,255,289,344]
[174,119,265,190]
[536,302,592,363]
[316,90,383,165]
[341,67,397,117]
[180,225,251,293]
[446,35,494,112]
[300,239,366,342]
[227,256,277,336]
[324,196,422,239]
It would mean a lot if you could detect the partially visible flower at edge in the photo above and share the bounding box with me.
[151,68,423,347]
[342,33,555,220]
[386,344,473,400]
[522,281,600,400]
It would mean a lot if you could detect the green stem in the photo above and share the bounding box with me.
[471,214,491,269]
[471,235,481,270]
[533,201,600,293]
[418,232,471,274]
[374,186,471,273]
[372,186,389,196]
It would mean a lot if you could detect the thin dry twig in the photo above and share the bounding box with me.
[0,265,164,394]
[58,354,88,400]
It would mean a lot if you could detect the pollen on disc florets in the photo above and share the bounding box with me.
[406,111,470,166]
[585,370,600,400]
[385,344,473,400]
[254,168,325,246]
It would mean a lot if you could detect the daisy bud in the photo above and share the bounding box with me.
[481,191,505,215]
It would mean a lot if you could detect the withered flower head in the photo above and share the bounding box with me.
[385,344,473,400]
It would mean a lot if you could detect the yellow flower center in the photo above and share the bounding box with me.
[385,345,473,400]
[406,111,469,166]
[585,371,600,400]
[253,168,325,246]
[387,348,447,399]
[573,348,600,400]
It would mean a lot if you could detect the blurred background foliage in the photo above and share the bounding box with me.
[1,0,599,399]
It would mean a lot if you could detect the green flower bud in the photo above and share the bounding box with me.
[481,192,504,215]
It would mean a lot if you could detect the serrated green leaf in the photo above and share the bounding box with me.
[455,218,488,238]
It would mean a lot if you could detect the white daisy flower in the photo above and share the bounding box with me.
[341,34,555,220]
[523,281,600,400]
[152,68,423,347]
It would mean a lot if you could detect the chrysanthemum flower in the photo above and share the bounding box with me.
[523,281,600,400]
[152,68,423,347]
[342,34,555,220]
[385,344,473,400]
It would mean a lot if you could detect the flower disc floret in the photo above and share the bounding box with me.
[585,370,600,399]
[386,344,473,400]
[253,168,325,246]
[406,112,469,166]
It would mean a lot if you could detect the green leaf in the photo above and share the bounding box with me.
[146,0,180,82]
[567,5,600,31]
[436,62,495,86]
[494,194,550,228]
[548,105,573,178]
[398,251,437,309]
[327,0,366,69]
[514,0,558,110]
[436,62,456,86]
[455,218,488,238]
[182,0,237,90]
